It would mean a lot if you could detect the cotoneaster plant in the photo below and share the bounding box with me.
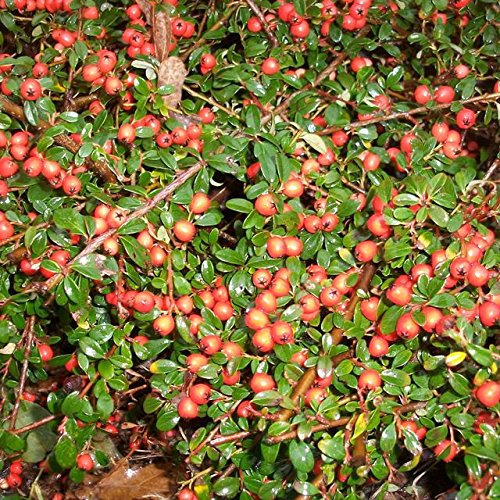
[0,0,498,499]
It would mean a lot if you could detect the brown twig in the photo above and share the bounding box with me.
[9,316,36,430]
[196,0,215,38]
[0,223,50,248]
[244,0,278,48]
[65,94,99,112]
[331,262,377,345]
[266,417,351,445]
[483,157,499,182]
[319,92,500,136]
[180,4,239,62]
[393,401,427,414]
[261,26,370,127]
[18,161,205,297]
[275,263,377,422]
[12,414,57,435]
[209,431,251,447]
[186,424,221,462]
[0,95,117,183]
[182,85,242,119]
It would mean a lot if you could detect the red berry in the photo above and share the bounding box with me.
[178,397,199,419]
[261,58,280,75]
[9,460,23,475]
[476,381,500,408]
[456,108,476,129]
[368,336,389,357]
[250,373,275,393]
[39,344,54,362]
[434,440,458,462]
[7,473,22,488]
[189,383,212,405]
[173,220,196,242]
[20,78,42,100]
[76,453,94,471]
[358,369,382,391]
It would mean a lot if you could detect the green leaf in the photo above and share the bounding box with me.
[466,344,493,367]
[466,446,499,462]
[424,425,448,447]
[55,437,77,468]
[267,421,291,436]
[215,248,245,266]
[225,198,254,213]
[117,218,147,235]
[254,142,277,184]
[317,356,333,379]
[53,208,86,236]
[79,337,106,359]
[381,369,411,387]
[63,276,84,304]
[201,259,214,284]
[213,477,240,499]
[293,481,320,496]
[429,205,449,227]
[71,254,102,280]
[245,104,261,130]
[448,372,471,396]
[261,441,280,464]
[318,437,345,461]
[380,306,403,334]
[289,440,314,473]
[156,406,180,431]
[428,293,456,308]
[195,211,223,226]
[24,100,39,126]
[252,390,282,406]
[302,133,327,154]
[120,235,150,268]
[380,421,397,452]
[384,239,412,260]
[386,66,404,88]
[144,397,164,414]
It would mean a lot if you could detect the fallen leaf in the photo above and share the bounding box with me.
[154,10,171,62]
[68,461,184,500]
[136,0,152,25]
[158,57,188,109]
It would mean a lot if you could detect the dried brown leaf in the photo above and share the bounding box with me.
[68,461,183,500]
[136,0,152,25]
[153,10,171,62]
[158,57,188,109]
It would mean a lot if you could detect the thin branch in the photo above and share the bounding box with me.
[19,161,205,296]
[260,26,371,127]
[266,417,351,445]
[0,223,50,248]
[483,157,499,182]
[244,0,279,48]
[0,95,118,183]
[10,316,36,430]
[209,430,251,447]
[275,263,377,422]
[12,414,57,435]
[319,92,500,136]
[65,94,100,112]
[182,85,242,119]
[186,424,221,461]
[180,4,239,62]
[196,0,215,38]
[331,262,377,345]
[393,401,427,414]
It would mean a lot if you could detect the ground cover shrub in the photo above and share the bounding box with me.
[0,0,498,498]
